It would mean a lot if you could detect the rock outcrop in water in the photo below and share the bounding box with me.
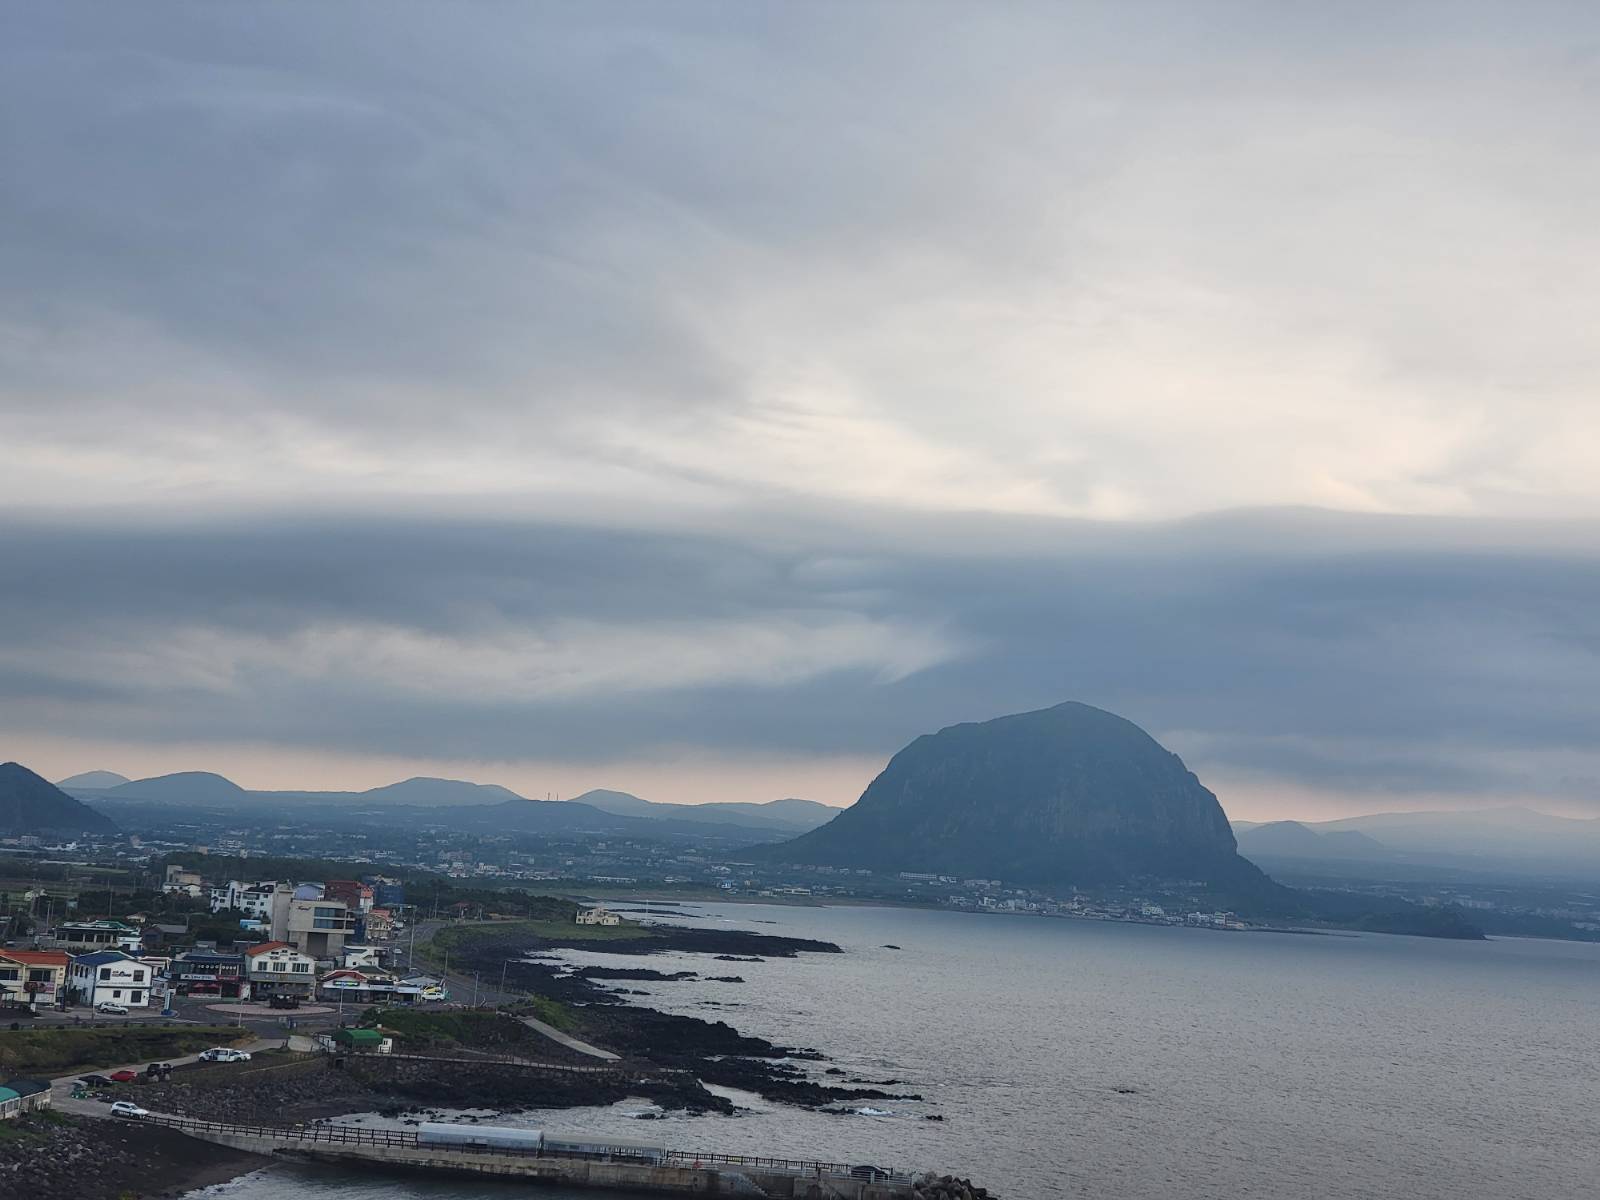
[767,701,1267,889]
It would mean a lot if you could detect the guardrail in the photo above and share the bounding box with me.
[136,1112,910,1181]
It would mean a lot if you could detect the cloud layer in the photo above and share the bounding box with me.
[3,4,1598,813]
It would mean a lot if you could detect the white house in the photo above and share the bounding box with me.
[575,906,620,926]
[68,950,153,1008]
[211,880,278,919]
[341,945,383,970]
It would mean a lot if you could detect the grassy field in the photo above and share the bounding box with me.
[430,914,655,953]
[0,1024,250,1076]
[363,1004,582,1044]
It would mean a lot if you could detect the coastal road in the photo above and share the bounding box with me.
[48,1037,283,1118]
[395,919,620,1061]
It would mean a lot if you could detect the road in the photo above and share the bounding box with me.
[393,919,619,1061]
[48,1037,284,1118]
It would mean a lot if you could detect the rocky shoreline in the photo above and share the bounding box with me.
[442,923,924,1111]
[0,1112,265,1200]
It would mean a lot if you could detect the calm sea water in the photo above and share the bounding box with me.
[193,903,1600,1200]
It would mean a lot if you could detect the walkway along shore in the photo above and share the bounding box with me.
[130,1109,926,1199]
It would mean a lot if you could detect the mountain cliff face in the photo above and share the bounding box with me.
[770,702,1262,887]
[0,762,119,835]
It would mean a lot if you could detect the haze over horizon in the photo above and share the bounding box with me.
[4,3,1600,821]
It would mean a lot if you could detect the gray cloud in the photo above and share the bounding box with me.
[2,5,1599,812]
[2,508,1597,811]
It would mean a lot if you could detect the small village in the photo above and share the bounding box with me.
[0,865,454,1020]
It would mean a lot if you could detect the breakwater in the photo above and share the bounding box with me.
[140,1112,927,1198]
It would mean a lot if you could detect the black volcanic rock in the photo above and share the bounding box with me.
[768,702,1264,888]
[0,762,118,835]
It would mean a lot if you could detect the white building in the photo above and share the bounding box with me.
[162,865,204,898]
[575,906,620,926]
[244,941,318,997]
[341,945,383,970]
[68,950,153,1008]
[210,880,278,918]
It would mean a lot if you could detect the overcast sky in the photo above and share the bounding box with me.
[3,3,1598,818]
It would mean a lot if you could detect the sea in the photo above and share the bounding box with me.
[189,902,1600,1200]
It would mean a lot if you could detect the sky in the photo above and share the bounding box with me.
[2,2,1599,819]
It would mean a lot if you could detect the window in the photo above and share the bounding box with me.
[130,991,143,1004]
[112,989,123,999]
[133,971,145,983]
[100,967,112,981]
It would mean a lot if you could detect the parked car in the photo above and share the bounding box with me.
[79,1074,113,1087]
[110,1101,150,1118]
[108,1069,139,1083]
[96,1001,130,1015]
[144,1061,174,1077]
[268,994,301,1009]
[198,1047,252,1063]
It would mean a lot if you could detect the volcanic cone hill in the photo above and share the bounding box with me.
[767,701,1269,890]
[0,761,118,835]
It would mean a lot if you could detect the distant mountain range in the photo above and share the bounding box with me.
[572,789,835,832]
[1235,821,1390,860]
[768,701,1271,890]
[57,770,836,836]
[56,770,131,789]
[1233,808,1600,875]
[2,762,118,836]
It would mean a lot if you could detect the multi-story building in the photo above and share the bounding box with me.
[0,950,69,1010]
[268,884,357,960]
[324,880,374,913]
[244,941,318,998]
[170,947,246,999]
[67,950,153,1008]
[210,880,279,918]
[162,865,205,897]
[363,908,397,941]
[55,920,142,952]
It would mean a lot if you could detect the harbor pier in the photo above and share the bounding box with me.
[141,1112,925,1199]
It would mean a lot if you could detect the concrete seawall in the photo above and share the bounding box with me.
[152,1115,920,1199]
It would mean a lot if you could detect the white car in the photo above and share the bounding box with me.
[198,1047,251,1063]
[95,1002,129,1015]
[109,1101,149,1118]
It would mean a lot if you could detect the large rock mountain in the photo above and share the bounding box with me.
[0,762,118,835]
[770,702,1263,887]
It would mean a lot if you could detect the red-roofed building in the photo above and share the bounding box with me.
[0,950,70,1010]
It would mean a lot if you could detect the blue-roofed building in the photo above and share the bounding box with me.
[67,949,153,1009]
